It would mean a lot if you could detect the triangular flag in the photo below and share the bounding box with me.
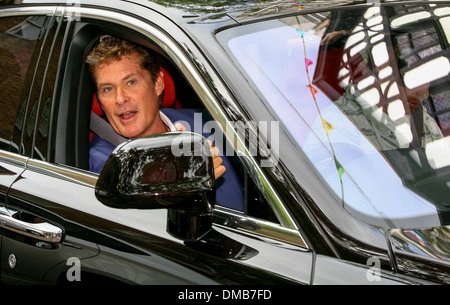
[307,84,318,96]
[321,118,334,134]
[334,157,345,180]
[305,58,313,70]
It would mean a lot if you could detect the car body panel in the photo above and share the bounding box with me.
[5,160,312,284]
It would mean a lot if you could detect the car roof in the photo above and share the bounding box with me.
[125,0,364,25]
[8,1,434,25]
[8,0,365,24]
[8,0,434,29]
[7,0,438,57]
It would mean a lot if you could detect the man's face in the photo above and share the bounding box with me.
[95,52,166,139]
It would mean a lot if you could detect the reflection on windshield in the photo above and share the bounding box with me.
[219,3,450,228]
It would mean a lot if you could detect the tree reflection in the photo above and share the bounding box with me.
[152,0,266,14]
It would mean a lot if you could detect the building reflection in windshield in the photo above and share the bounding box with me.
[219,2,450,227]
[315,3,450,223]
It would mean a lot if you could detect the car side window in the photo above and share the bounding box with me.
[62,19,280,224]
[18,16,64,161]
[31,17,66,162]
[0,16,44,153]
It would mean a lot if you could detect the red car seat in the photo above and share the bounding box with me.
[90,66,182,141]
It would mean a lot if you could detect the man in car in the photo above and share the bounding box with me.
[85,36,244,211]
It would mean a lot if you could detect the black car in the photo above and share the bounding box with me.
[0,0,449,286]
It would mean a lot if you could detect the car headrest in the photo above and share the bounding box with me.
[161,66,177,108]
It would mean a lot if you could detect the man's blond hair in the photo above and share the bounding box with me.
[85,36,161,86]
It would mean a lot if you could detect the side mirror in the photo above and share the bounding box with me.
[95,132,216,241]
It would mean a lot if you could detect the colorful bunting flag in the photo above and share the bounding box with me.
[334,157,345,181]
[321,118,334,134]
[307,84,318,96]
[292,0,305,11]
[295,11,346,199]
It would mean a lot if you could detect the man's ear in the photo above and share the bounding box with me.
[155,70,165,97]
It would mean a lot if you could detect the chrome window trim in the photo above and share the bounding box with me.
[27,158,97,187]
[214,206,308,249]
[0,6,57,17]
[0,150,28,168]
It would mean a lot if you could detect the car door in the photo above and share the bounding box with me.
[0,7,101,284]
[2,3,314,285]
[0,8,60,283]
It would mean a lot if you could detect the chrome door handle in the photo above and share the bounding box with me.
[0,207,63,243]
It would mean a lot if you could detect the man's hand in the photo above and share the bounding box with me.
[175,122,226,180]
[209,140,226,180]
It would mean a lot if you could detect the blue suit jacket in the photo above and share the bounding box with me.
[90,108,244,211]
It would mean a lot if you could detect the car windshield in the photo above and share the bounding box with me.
[218,3,450,228]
